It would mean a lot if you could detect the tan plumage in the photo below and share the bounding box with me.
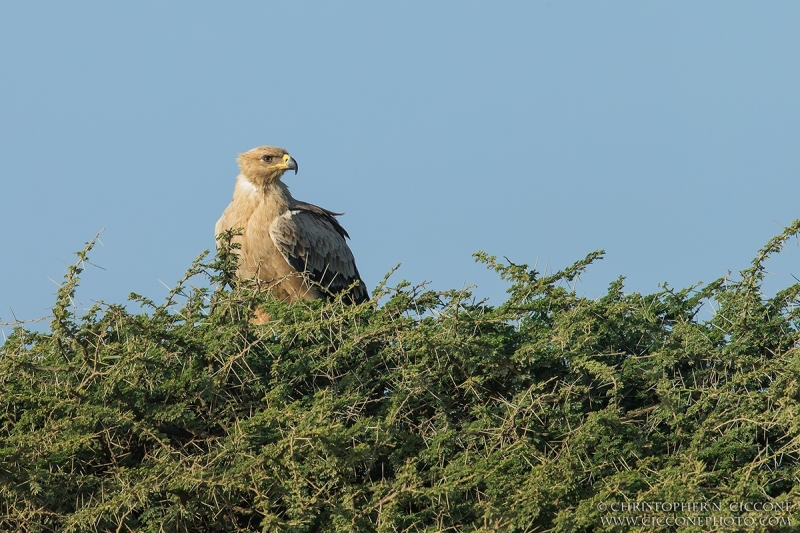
[215,146,368,304]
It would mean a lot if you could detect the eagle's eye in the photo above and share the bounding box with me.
[261,155,274,163]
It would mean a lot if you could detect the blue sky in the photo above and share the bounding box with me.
[2,2,799,332]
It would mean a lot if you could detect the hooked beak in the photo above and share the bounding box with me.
[283,154,298,174]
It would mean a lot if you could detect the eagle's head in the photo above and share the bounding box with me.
[237,146,298,185]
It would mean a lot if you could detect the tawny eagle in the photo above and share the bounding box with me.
[215,146,368,304]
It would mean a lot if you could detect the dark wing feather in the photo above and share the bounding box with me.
[269,204,368,303]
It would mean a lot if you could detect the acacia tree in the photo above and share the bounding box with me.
[1,223,799,532]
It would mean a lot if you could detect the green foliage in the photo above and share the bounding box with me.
[2,223,800,532]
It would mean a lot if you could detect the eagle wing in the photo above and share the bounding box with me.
[269,203,369,303]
